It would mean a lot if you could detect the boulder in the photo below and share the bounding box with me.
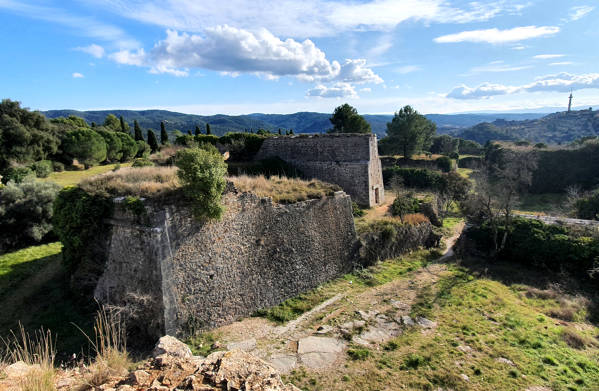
[152,335,192,359]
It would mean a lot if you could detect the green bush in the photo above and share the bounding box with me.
[0,180,61,253]
[136,140,151,159]
[53,186,113,272]
[195,134,219,145]
[61,128,107,168]
[52,161,65,172]
[575,192,599,220]
[383,167,443,189]
[96,128,123,162]
[352,201,365,217]
[347,348,370,360]
[458,156,482,169]
[1,166,35,184]
[219,132,266,160]
[115,132,138,162]
[131,158,154,168]
[31,160,53,178]
[175,147,227,220]
[435,156,453,172]
[391,193,420,217]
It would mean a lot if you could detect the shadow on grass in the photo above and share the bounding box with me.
[0,250,96,361]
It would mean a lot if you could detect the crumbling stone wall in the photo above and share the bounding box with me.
[254,134,384,207]
[90,188,358,342]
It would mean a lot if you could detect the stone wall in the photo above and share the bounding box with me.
[89,188,358,343]
[254,134,384,207]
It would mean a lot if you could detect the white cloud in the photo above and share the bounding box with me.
[533,54,564,59]
[75,44,105,58]
[434,26,560,44]
[360,87,372,92]
[447,72,599,99]
[549,62,574,66]
[397,65,420,74]
[307,83,358,98]
[568,5,594,21]
[72,72,84,78]
[469,61,532,73]
[108,27,382,85]
[88,0,527,38]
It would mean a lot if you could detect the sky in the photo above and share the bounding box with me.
[0,0,598,115]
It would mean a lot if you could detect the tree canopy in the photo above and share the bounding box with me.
[328,103,371,134]
[382,105,436,158]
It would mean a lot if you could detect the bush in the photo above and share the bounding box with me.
[352,201,365,217]
[136,140,151,159]
[115,132,138,162]
[0,180,61,252]
[219,132,266,160]
[575,192,599,220]
[1,165,35,184]
[61,128,107,168]
[449,152,459,160]
[131,158,154,168]
[195,134,219,145]
[175,147,227,220]
[97,128,124,162]
[52,161,65,172]
[383,167,443,189]
[435,156,453,172]
[53,186,114,272]
[458,156,482,169]
[391,193,420,218]
[31,160,53,178]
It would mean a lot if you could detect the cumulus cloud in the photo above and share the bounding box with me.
[568,5,594,21]
[108,26,382,85]
[75,44,105,58]
[307,83,358,98]
[447,72,599,99]
[434,26,560,44]
[72,72,84,78]
[533,54,564,60]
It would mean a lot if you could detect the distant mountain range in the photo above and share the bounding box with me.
[43,109,547,138]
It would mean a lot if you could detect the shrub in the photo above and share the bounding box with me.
[1,165,35,184]
[0,180,61,252]
[383,167,443,189]
[347,348,370,360]
[52,161,65,172]
[31,160,53,178]
[115,132,138,162]
[435,156,453,172]
[53,186,114,271]
[131,158,154,168]
[61,128,107,168]
[449,152,459,160]
[195,134,219,145]
[97,128,124,162]
[391,193,420,219]
[219,132,266,160]
[575,192,599,220]
[534,142,547,149]
[136,140,150,159]
[175,147,227,220]
[352,201,365,217]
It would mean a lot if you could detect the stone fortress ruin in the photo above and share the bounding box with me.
[254,133,385,207]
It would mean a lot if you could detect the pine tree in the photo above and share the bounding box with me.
[160,121,168,145]
[187,129,193,136]
[147,129,159,153]
[195,125,202,136]
[91,122,96,128]
[134,120,143,141]
[278,128,281,135]
[206,123,211,135]
[120,116,127,132]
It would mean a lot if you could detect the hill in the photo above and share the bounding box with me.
[42,109,545,138]
[456,109,599,144]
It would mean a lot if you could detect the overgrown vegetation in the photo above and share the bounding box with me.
[80,166,179,198]
[230,174,340,203]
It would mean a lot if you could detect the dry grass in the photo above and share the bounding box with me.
[80,166,179,197]
[402,213,430,225]
[561,327,595,349]
[150,145,185,166]
[230,174,340,203]
[1,324,56,391]
[76,306,131,390]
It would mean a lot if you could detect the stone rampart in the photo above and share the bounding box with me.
[89,188,358,343]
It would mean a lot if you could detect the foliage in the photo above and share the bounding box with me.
[80,166,178,197]
[206,123,211,135]
[391,193,420,220]
[195,134,219,145]
[574,191,599,220]
[131,158,154,168]
[383,167,444,189]
[133,120,143,141]
[96,128,124,162]
[328,103,371,134]
[457,122,515,144]
[219,132,266,160]
[38,162,132,187]
[160,121,168,145]
[135,140,150,158]
[430,135,458,156]
[175,147,227,220]
[61,128,107,168]
[0,180,61,252]
[52,161,64,172]
[147,129,159,153]
[352,201,365,217]
[114,132,138,162]
[458,156,482,169]
[435,156,453,172]
[227,157,301,178]
[1,165,35,184]
[0,99,62,171]
[52,186,113,271]
[382,106,436,158]
[457,138,483,155]
[103,114,123,132]
[230,175,340,204]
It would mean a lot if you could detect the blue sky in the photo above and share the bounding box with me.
[1,0,597,115]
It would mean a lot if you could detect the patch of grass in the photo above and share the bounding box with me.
[348,347,370,360]
[80,166,179,197]
[230,174,340,203]
[186,332,220,357]
[38,162,132,187]
[516,192,567,214]
[456,168,473,179]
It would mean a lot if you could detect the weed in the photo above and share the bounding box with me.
[561,328,593,350]
[401,353,429,370]
[347,348,370,361]
[187,332,219,357]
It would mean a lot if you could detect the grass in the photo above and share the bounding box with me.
[515,193,568,215]
[80,166,179,197]
[457,167,473,179]
[38,162,132,187]
[230,174,341,203]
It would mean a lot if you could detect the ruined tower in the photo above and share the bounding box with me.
[568,92,573,112]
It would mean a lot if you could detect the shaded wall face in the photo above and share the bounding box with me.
[92,190,358,340]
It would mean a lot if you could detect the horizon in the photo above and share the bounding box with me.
[1,1,598,115]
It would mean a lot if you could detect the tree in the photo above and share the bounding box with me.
[435,171,471,221]
[383,105,436,158]
[430,135,459,156]
[278,128,282,135]
[97,128,124,162]
[134,120,144,141]
[206,123,211,135]
[328,103,371,133]
[147,129,159,153]
[195,125,202,136]
[115,132,138,162]
[119,116,127,132]
[103,114,123,132]
[61,128,107,168]
[160,121,168,145]
[136,140,150,158]
[175,147,227,220]
[187,129,193,136]
[289,129,294,135]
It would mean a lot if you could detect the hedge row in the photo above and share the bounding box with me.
[383,167,445,189]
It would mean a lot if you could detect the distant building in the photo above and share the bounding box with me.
[568,92,573,112]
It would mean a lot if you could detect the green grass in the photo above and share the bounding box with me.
[38,162,132,187]
[456,167,474,179]
[516,193,567,215]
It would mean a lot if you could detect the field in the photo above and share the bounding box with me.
[38,162,132,187]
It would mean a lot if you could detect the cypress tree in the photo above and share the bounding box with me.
[195,125,202,136]
[187,129,193,136]
[91,122,96,128]
[289,129,294,135]
[120,116,126,132]
[278,128,281,135]
[206,123,211,135]
[160,121,168,145]
[147,129,159,153]
[134,120,143,141]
